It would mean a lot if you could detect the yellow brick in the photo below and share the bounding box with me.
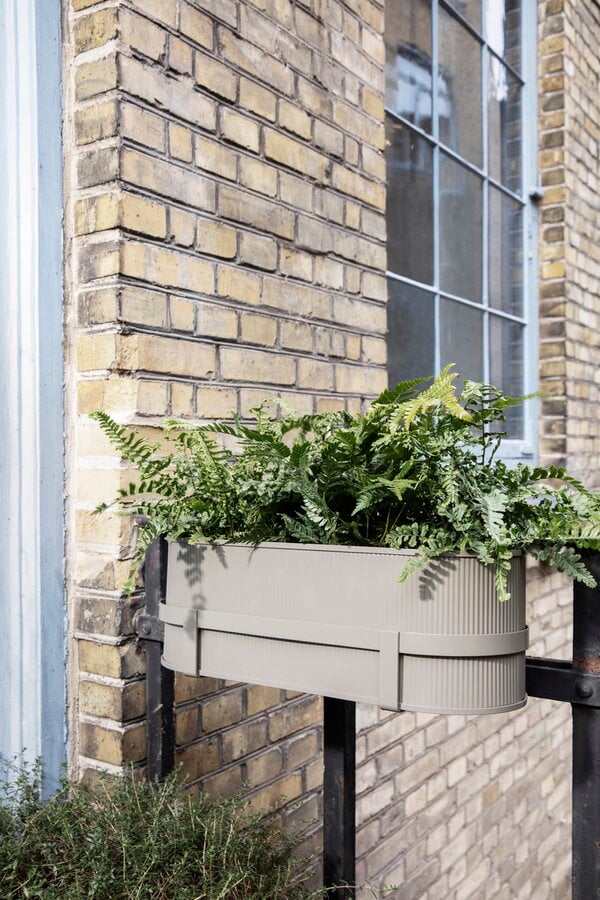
[121,148,216,211]
[280,172,314,211]
[336,363,386,394]
[74,8,118,54]
[262,278,329,319]
[79,680,146,721]
[239,232,278,270]
[239,78,277,122]
[196,386,238,418]
[171,382,195,416]
[279,100,312,139]
[120,242,215,294]
[75,99,118,145]
[134,333,216,378]
[75,194,119,235]
[169,36,194,75]
[332,164,385,208]
[297,358,334,390]
[121,286,168,327]
[121,103,165,152]
[78,146,119,188]
[119,56,216,131]
[79,287,119,326]
[194,135,238,180]
[268,697,321,741]
[220,347,295,384]
[281,247,313,281]
[176,707,199,745]
[315,257,344,289]
[246,685,281,715]
[219,186,294,239]
[542,261,566,279]
[219,30,293,95]
[169,208,197,247]
[345,201,361,229]
[78,641,145,679]
[121,194,167,238]
[75,54,118,101]
[241,313,278,345]
[217,266,261,304]
[77,333,119,372]
[202,766,243,798]
[202,692,243,732]
[177,739,220,780]
[334,295,386,332]
[197,303,238,339]
[221,108,260,152]
[194,51,237,101]
[246,774,303,813]
[80,722,146,766]
[120,8,166,62]
[239,157,278,197]
[169,123,193,162]
[346,334,361,360]
[170,297,195,331]
[137,380,169,415]
[264,129,328,182]
[180,1,214,50]
[280,320,313,351]
[196,220,237,258]
[346,266,361,293]
[246,748,283,785]
[128,0,177,28]
[78,240,120,282]
[75,507,132,547]
[362,336,387,364]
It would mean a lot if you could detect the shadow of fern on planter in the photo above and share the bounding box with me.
[0,760,318,899]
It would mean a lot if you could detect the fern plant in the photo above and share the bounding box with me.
[91,366,600,601]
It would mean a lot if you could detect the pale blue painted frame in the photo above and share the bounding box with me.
[0,0,66,793]
[386,0,539,461]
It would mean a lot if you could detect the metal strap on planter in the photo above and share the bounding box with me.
[159,603,528,709]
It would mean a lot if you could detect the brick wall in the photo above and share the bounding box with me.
[63,0,600,895]
[64,0,387,869]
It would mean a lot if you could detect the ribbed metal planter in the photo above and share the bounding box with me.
[160,541,528,715]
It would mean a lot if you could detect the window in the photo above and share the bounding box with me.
[385,0,537,457]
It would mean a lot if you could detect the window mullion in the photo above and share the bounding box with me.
[482,9,490,384]
[432,0,441,374]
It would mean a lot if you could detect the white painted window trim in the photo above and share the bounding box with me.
[0,0,65,790]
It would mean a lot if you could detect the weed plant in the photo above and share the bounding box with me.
[0,762,317,899]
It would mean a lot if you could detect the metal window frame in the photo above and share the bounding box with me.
[386,0,539,462]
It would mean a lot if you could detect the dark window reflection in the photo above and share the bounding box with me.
[487,0,521,72]
[439,7,483,167]
[440,299,483,383]
[489,186,523,315]
[386,118,434,285]
[490,316,524,437]
[488,59,521,193]
[440,154,483,302]
[445,0,482,31]
[387,280,435,386]
[385,0,433,133]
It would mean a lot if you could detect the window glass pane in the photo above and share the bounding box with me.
[385,0,433,133]
[440,154,483,301]
[440,299,483,383]
[487,0,521,72]
[488,59,521,193]
[387,280,435,385]
[386,118,434,284]
[489,186,523,314]
[444,0,481,31]
[439,8,482,167]
[490,316,524,437]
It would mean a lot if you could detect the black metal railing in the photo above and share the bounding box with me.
[136,539,600,897]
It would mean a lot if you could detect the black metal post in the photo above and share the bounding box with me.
[572,552,600,898]
[323,697,356,898]
[141,536,175,781]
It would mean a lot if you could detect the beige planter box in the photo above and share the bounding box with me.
[160,541,528,715]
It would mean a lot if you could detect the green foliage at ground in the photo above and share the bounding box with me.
[0,763,317,899]
[92,366,600,601]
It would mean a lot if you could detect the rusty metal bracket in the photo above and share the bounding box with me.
[526,657,600,709]
[134,612,164,643]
